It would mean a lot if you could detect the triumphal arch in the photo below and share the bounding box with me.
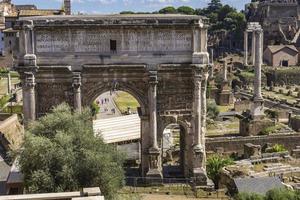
[15,14,210,185]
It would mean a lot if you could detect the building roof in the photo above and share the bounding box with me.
[234,177,284,195]
[6,159,23,184]
[15,5,37,10]
[7,9,63,18]
[18,9,63,17]
[266,45,298,54]
[93,114,140,144]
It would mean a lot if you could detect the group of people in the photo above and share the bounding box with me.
[96,97,116,115]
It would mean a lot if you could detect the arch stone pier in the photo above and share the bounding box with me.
[15,15,211,185]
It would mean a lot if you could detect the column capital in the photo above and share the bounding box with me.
[72,72,81,89]
[148,70,158,85]
[23,20,34,30]
[24,54,37,67]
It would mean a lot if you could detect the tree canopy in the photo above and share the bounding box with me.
[119,0,246,40]
[17,103,125,200]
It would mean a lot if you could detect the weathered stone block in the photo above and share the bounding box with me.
[240,118,274,136]
[244,143,261,159]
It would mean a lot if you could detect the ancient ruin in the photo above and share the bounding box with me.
[15,15,211,185]
[241,23,273,136]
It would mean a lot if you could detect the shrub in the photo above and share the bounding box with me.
[235,192,264,200]
[0,94,11,109]
[90,102,100,116]
[206,154,234,187]
[267,144,287,153]
[266,188,300,200]
[207,101,220,120]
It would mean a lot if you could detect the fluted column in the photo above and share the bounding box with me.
[72,72,82,112]
[23,72,36,126]
[193,70,202,149]
[223,60,228,82]
[252,31,256,65]
[7,72,11,94]
[146,70,162,179]
[254,30,263,101]
[192,66,207,184]
[201,71,209,169]
[251,29,264,119]
[148,71,158,149]
[244,31,248,66]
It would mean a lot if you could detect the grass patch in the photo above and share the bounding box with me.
[259,123,284,135]
[114,91,140,113]
[218,104,234,113]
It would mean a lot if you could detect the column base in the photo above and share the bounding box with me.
[193,167,209,186]
[146,147,162,185]
[251,99,265,120]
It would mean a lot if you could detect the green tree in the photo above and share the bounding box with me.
[206,154,233,187]
[208,0,222,13]
[159,6,177,14]
[120,11,135,14]
[17,103,125,200]
[177,6,195,15]
[90,102,100,117]
[218,5,236,21]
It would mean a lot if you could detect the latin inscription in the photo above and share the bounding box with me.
[35,29,192,53]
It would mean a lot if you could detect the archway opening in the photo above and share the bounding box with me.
[92,90,140,119]
[161,124,185,178]
[91,90,142,178]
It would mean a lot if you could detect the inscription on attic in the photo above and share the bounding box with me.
[35,29,192,53]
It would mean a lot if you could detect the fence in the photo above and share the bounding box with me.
[123,177,228,199]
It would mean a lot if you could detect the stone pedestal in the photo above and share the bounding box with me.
[239,118,274,136]
[193,146,208,185]
[216,81,233,106]
[146,147,162,184]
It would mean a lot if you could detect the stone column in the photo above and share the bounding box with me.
[252,29,264,119]
[223,60,228,82]
[252,31,256,65]
[201,71,209,169]
[254,30,263,101]
[210,48,214,65]
[244,31,248,66]
[23,72,36,126]
[146,70,162,179]
[193,66,207,184]
[72,72,82,112]
[193,69,202,150]
[7,72,11,94]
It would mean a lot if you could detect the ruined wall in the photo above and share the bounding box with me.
[206,134,300,155]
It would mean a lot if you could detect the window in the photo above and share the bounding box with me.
[110,40,116,52]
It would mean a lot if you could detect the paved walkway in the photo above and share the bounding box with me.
[96,91,121,119]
